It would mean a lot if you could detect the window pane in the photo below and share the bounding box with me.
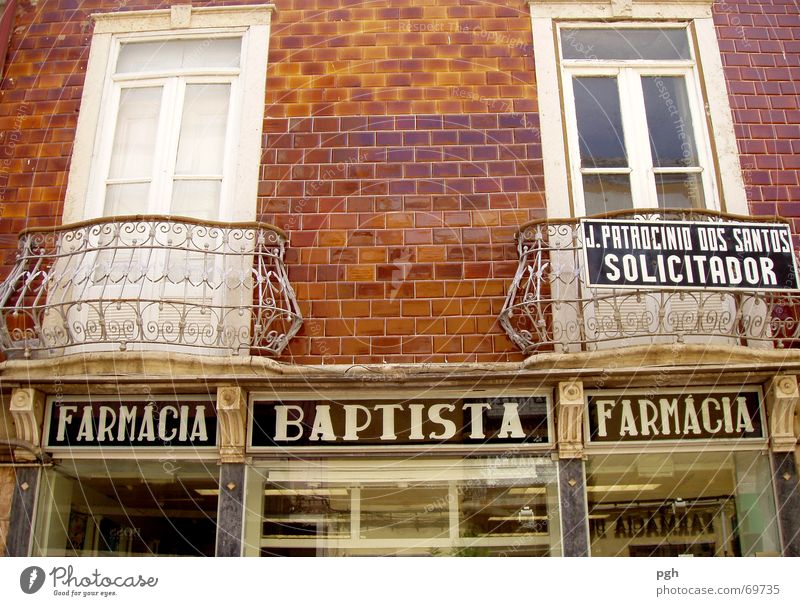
[561,28,691,61]
[108,87,161,180]
[172,180,221,219]
[104,182,149,215]
[573,77,627,168]
[116,38,241,73]
[655,173,704,208]
[642,76,699,167]
[33,461,218,556]
[175,84,231,175]
[583,174,633,215]
[587,452,780,557]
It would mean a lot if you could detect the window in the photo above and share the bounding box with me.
[529,0,749,218]
[63,4,274,224]
[560,25,714,215]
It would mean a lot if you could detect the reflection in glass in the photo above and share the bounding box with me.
[247,459,560,557]
[574,77,627,169]
[586,452,780,557]
[583,174,633,215]
[642,76,699,168]
[655,173,704,208]
[116,38,241,73]
[561,28,691,61]
[33,461,218,556]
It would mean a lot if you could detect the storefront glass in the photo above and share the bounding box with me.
[244,457,561,556]
[587,451,780,556]
[32,460,218,556]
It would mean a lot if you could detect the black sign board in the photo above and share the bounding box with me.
[586,388,763,443]
[250,396,550,448]
[581,218,799,291]
[46,396,217,449]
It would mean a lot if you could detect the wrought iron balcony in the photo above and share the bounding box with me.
[0,216,303,358]
[499,209,800,354]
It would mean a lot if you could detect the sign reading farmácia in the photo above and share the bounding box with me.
[587,388,763,443]
[46,396,217,448]
[581,218,799,291]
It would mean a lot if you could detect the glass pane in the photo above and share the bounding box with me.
[582,174,633,215]
[642,76,699,167]
[245,458,561,557]
[116,38,241,73]
[561,28,691,60]
[655,173,704,208]
[360,486,450,541]
[261,484,352,542]
[108,87,161,180]
[33,461,218,556]
[104,182,149,215]
[586,452,780,557]
[172,180,221,220]
[574,77,627,168]
[175,84,231,175]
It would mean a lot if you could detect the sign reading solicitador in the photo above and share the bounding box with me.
[581,218,800,291]
[45,395,217,449]
[586,388,764,444]
[250,396,550,448]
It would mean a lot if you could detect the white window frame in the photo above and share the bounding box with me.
[559,22,716,215]
[63,4,275,224]
[529,0,749,218]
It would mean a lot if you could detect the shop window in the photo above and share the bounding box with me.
[32,461,218,556]
[243,458,562,557]
[586,452,781,557]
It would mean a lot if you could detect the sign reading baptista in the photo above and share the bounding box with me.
[250,396,550,447]
[45,396,217,448]
[586,388,763,443]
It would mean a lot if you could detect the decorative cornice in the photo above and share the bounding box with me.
[528,0,713,20]
[9,388,44,461]
[557,380,585,459]
[766,375,800,452]
[91,3,276,34]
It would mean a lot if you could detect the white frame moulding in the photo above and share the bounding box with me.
[63,4,275,224]
[528,0,749,219]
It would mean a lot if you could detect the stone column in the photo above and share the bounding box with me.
[765,375,800,556]
[5,467,39,557]
[556,381,589,556]
[215,386,247,557]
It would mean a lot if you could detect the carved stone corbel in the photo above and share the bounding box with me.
[557,380,585,459]
[765,375,800,452]
[216,386,247,463]
[9,388,45,461]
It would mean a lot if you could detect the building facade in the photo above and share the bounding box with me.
[0,0,798,557]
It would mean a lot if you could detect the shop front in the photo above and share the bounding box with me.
[6,368,800,557]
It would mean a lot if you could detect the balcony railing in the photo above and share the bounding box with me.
[499,209,800,354]
[0,216,303,358]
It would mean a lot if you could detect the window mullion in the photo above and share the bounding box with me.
[153,78,186,215]
[623,70,658,209]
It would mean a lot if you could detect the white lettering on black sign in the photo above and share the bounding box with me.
[46,398,217,448]
[250,397,550,447]
[586,388,763,443]
[581,219,799,291]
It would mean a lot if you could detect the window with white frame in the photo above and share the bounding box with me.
[560,25,715,216]
[63,4,274,224]
[529,0,749,219]
[95,35,243,221]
